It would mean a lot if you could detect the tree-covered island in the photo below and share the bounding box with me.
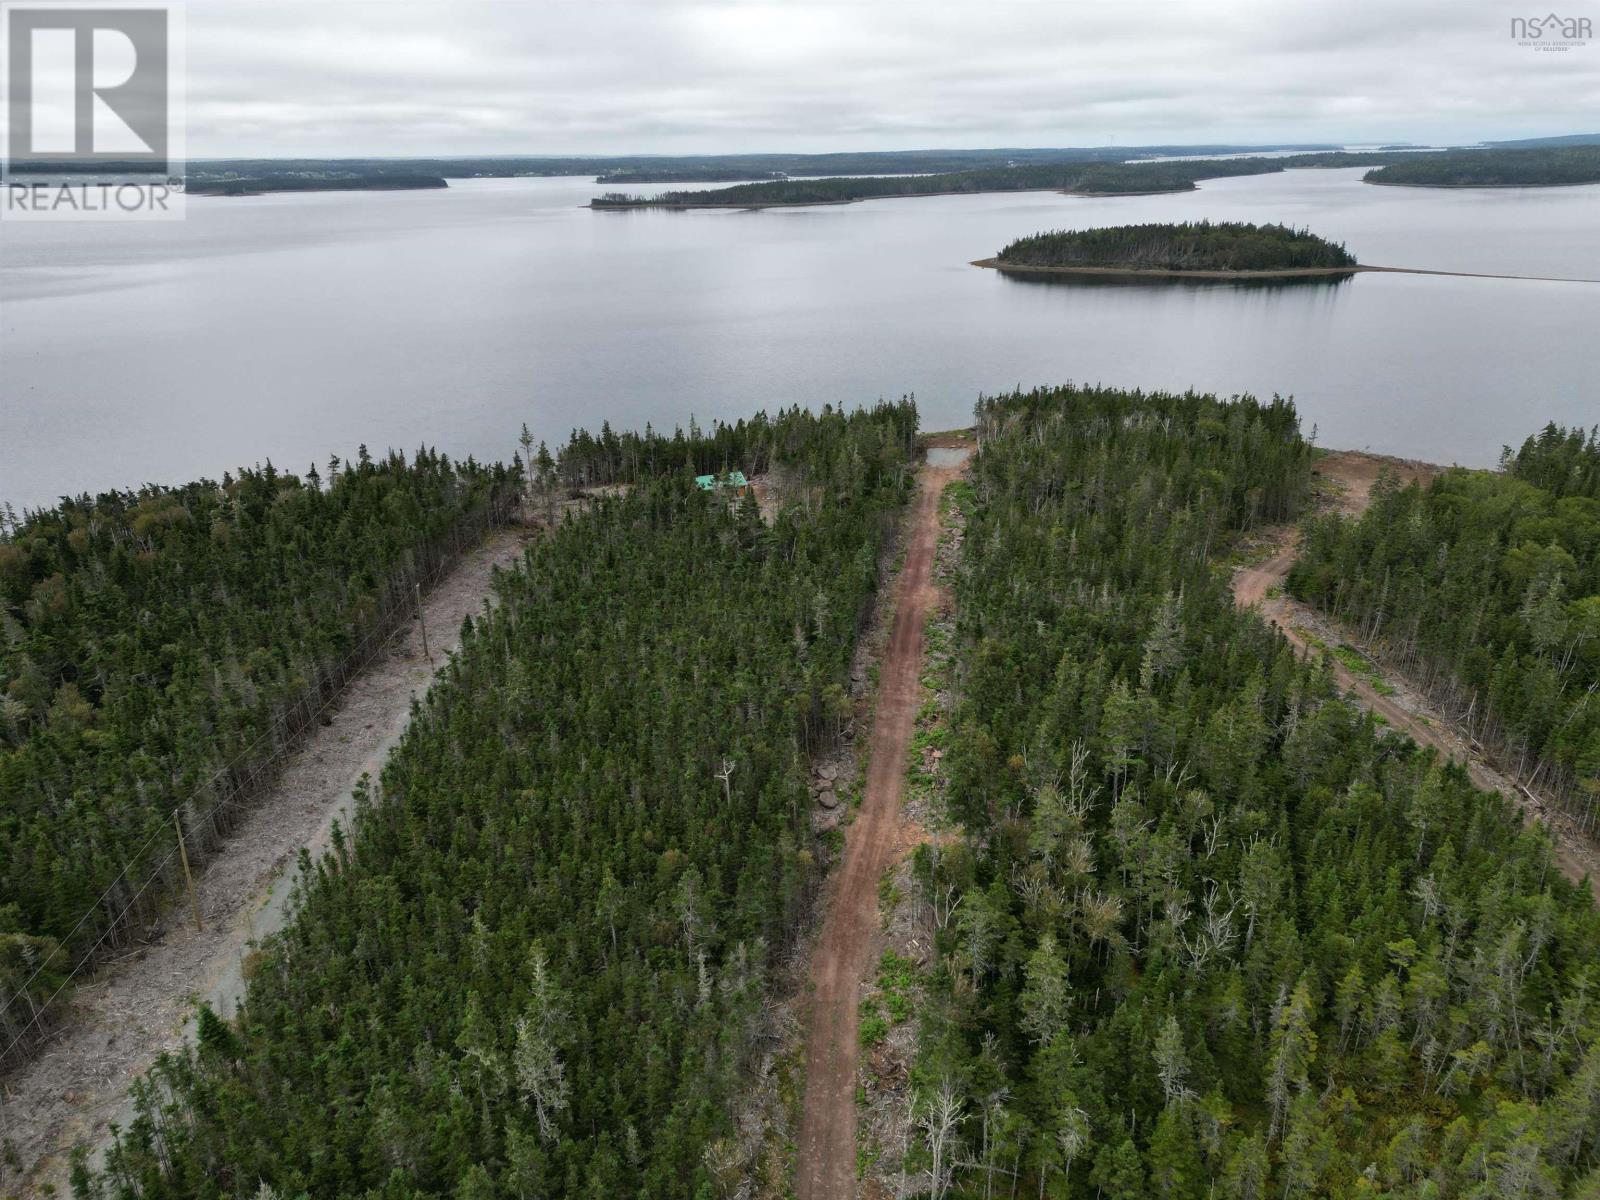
[978,221,1359,277]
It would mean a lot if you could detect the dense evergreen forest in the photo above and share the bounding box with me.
[1366,147,1600,187]
[993,222,1357,272]
[908,387,1600,1199]
[1289,424,1600,836]
[79,403,919,1199]
[537,409,899,490]
[0,451,514,1065]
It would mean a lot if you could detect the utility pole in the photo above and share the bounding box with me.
[416,583,431,662]
[173,810,202,932]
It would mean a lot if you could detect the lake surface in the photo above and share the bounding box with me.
[2,168,1597,509]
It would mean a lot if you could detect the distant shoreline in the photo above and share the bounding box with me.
[589,183,1195,211]
[971,258,1600,284]
[187,179,449,197]
[590,196,860,210]
[1364,178,1600,190]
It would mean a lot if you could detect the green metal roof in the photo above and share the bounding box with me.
[695,471,749,490]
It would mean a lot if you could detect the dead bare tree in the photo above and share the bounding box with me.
[915,1077,966,1200]
[714,757,736,805]
[1177,884,1239,973]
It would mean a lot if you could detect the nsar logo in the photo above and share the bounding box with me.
[1511,12,1593,50]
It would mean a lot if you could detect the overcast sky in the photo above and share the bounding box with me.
[182,0,1596,156]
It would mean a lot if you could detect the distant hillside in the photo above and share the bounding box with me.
[1483,132,1600,148]
[1366,146,1600,187]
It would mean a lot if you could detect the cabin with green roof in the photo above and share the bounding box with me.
[694,470,750,496]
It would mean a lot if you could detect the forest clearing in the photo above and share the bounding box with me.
[4,529,529,1198]
[1234,451,1600,895]
[794,444,970,1200]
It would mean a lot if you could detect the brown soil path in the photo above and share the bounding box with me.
[795,451,969,1200]
[1234,452,1600,895]
[2,528,530,1199]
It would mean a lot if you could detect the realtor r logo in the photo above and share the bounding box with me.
[2,1,184,218]
[6,4,168,162]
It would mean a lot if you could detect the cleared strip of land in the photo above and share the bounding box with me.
[3,529,528,1199]
[795,449,969,1200]
[1233,452,1600,898]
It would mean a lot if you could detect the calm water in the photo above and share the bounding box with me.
[2,168,1597,509]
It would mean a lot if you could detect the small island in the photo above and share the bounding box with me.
[975,220,1361,279]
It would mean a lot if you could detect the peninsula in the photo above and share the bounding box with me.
[1364,146,1600,188]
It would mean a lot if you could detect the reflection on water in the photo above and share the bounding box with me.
[994,270,1357,292]
[1,168,1598,507]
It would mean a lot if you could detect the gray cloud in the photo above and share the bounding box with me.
[178,0,1599,155]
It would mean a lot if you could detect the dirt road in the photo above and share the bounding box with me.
[2,528,529,1198]
[1235,452,1600,895]
[795,451,968,1200]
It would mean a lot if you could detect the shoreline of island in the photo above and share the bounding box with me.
[971,258,1600,284]
[1364,177,1600,190]
[970,257,1364,279]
